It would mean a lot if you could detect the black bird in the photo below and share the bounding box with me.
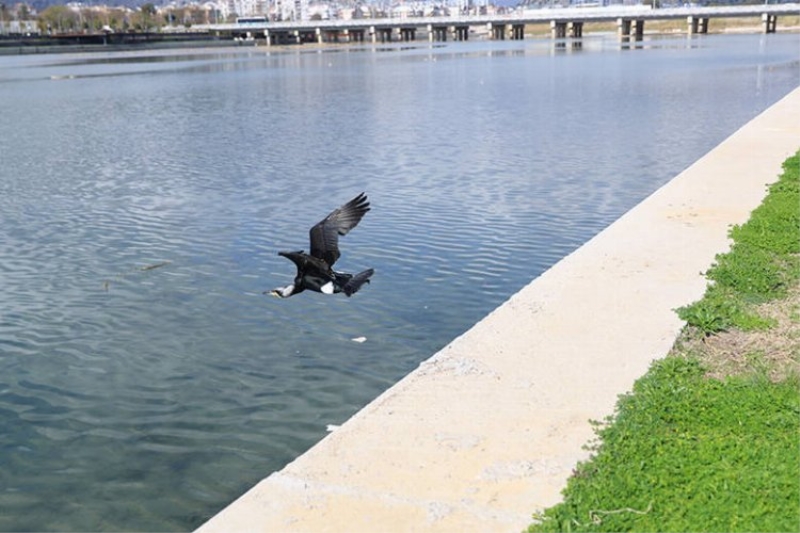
[269,192,374,299]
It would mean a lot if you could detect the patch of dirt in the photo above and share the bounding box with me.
[675,285,800,382]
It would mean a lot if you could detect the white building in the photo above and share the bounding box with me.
[231,0,269,17]
[275,0,309,20]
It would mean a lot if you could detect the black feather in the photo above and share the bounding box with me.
[309,192,370,267]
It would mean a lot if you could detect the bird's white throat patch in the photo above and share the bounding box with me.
[320,281,335,295]
[276,284,295,298]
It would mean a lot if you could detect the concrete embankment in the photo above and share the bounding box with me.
[197,86,800,533]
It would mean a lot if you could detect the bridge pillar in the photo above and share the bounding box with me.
[618,18,644,40]
[451,26,468,41]
[372,27,391,43]
[687,16,709,34]
[399,27,415,41]
[551,20,567,39]
[488,23,506,40]
[428,25,447,42]
[762,13,777,33]
[511,24,525,40]
[617,18,630,37]
[569,21,583,38]
[633,19,644,40]
[264,29,271,46]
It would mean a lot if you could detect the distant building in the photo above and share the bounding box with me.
[231,0,268,17]
[273,0,308,20]
[0,19,38,35]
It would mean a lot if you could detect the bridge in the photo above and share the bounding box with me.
[195,4,800,44]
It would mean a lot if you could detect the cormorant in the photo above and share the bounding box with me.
[269,192,374,299]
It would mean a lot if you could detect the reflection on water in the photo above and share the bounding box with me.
[0,33,797,531]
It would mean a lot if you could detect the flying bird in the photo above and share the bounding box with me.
[269,192,374,299]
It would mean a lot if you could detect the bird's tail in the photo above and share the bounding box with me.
[342,268,374,297]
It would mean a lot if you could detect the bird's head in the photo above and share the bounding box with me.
[268,284,296,299]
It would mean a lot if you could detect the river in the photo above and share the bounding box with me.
[0,32,797,531]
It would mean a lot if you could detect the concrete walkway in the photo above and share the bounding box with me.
[197,87,800,533]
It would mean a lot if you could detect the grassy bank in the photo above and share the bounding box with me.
[527,151,800,532]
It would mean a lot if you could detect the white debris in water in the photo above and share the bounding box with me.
[351,336,367,343]
[326,424,340,432]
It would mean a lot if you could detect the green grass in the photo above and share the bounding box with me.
[677,152,800,335]
[528,358,800,532]
[527,150,800,533]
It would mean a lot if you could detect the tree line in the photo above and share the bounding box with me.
[1,2,228,34]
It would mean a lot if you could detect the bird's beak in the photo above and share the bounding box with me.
[267,290,281,298]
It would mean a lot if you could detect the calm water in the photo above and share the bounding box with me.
[0,33,798,531]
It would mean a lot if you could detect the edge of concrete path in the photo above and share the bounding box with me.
[197,86,800,533]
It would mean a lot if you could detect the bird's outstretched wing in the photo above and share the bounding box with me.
[309,193,370,267]
[278,251,308,271]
